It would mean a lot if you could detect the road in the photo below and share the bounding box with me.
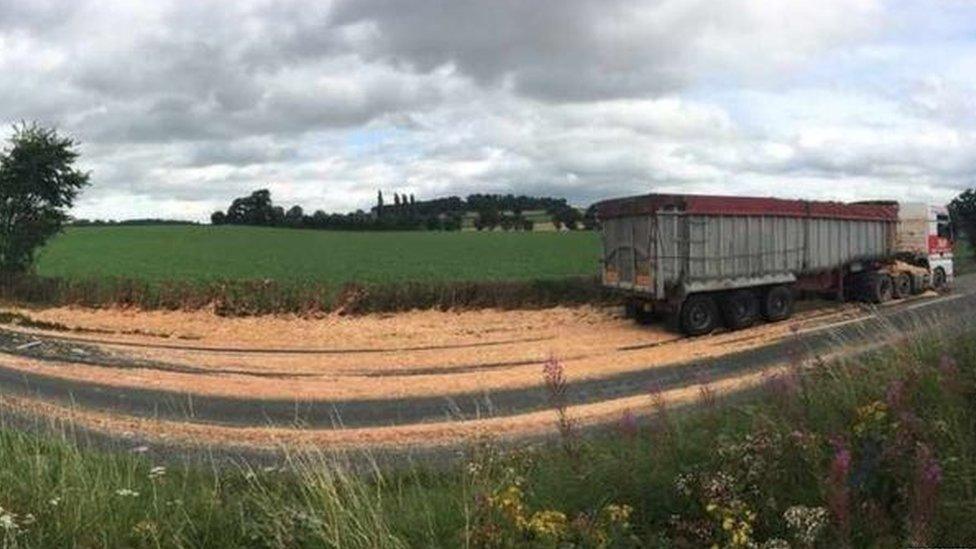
[0,274,973,436]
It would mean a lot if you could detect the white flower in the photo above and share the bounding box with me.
[784,505,828,546]
[149,466,166,480]
[48,497,61,507]
[0,508,18,532]
[115,489,140,498]
[130,445,149,454]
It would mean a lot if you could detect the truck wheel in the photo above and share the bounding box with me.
[624,300,639,319]
[625,299,655,324]
[720,289,759,330]
[761,285,794,322]
[892,272,911,299]
[680,294,720,336]
[932,267,947,291]
[864,273,893,303]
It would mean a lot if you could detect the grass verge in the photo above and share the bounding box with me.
[0,325,973,546]
[0,274,617,316]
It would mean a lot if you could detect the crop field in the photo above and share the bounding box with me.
[35,225,601,284]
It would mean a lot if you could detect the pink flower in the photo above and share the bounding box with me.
[910,443,942,545]
[827,437,851,540]
[617,408,639,440]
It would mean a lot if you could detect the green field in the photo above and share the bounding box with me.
[35,226,601,285]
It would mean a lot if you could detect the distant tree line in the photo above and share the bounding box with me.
[71,218,199,227]
[211,189,599,232]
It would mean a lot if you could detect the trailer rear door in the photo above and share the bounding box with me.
[601,216,655,294]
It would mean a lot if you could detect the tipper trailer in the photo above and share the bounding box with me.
[595,194,954,335]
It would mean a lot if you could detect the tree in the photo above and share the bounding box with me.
[949,189,976,249]
[210,211,226,225]
[227,189,275,225]
[394,193,401,207]
[285,205,304,228]
[582,204,600,231]
[0,123,90,274]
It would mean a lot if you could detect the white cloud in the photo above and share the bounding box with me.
[0,0,972,221]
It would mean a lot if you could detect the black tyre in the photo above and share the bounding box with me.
[720,289,760,330]
[864,273,893,303]
[892,272,911,299]
[932,267,947,291]
[624,300,639,319]
[761,285,794,322]
[679,294,720,336]
[625,299,655,324]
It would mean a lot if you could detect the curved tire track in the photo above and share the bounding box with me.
[0,280,972,428]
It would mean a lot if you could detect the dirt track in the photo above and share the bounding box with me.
[0,275,973,453]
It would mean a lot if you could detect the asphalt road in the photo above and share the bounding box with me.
[0,274,973,429]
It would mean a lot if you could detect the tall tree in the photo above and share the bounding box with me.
[949,189,976,248]
[0,123,90,274]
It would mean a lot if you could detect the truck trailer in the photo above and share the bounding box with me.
[595,193,954,335]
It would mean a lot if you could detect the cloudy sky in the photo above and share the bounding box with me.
[1,0,975,221]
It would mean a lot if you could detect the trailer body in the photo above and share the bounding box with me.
[596,194,953,334]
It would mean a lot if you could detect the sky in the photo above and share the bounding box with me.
[1,0,975,221]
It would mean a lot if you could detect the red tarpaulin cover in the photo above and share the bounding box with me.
[596,193,897,222]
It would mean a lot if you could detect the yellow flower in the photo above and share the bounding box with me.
[526,510,568,541]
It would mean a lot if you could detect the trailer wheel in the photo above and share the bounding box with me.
[892,272,911,299]
[624,300,639,319]
[864,273,893,303]
[680,294,720,336]
[720,289,760,330]
[625,299,655,324]
[761,285,794,322]
[932,267,947,291]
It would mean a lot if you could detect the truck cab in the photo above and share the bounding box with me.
[895,202,954,288]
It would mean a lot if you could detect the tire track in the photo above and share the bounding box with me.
[0,284,972,428]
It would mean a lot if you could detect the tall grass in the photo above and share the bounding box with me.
[0,324,973,547]
[0,274,616,316]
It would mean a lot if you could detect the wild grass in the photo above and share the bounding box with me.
[0,323,972,547]
[0,274,615,316]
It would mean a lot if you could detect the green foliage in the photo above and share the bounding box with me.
[0,124,89,275]
[949,188,976,248]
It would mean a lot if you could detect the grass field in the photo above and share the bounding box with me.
[35,226,601,285]
[0,324,972,547]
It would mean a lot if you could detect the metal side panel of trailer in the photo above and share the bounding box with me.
[601,212,894,300]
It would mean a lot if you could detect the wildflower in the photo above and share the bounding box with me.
[130,445,149,454]
[938,353,961,393]
[525,510,568,542]
[910,443,943,545]
[148,465,166,480]
[826,438,851,540]
[115,489,140,498]
[0,507,18,532]
[48,497,61,507]
[490,485,527,529]
[884,378,906,411]
[852,400,888,436]
[760,539,791,549]
[616,408,639,440]
[705,499,756,549]
[601,503,633,525]
[783,505,828,546]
